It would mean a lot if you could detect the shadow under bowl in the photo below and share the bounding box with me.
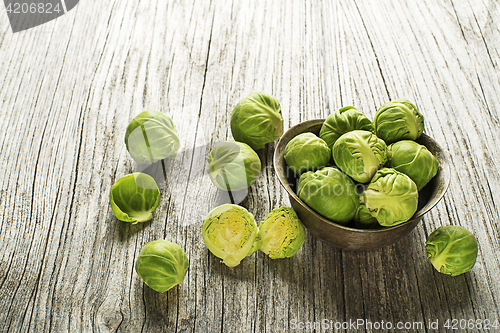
[274,119,450,251]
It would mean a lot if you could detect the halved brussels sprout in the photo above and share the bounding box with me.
[207,141,261,191]
[353,205,380,229]
[258,207,305,259]
[319,106,374,149]
[332,130,387,183]
[386,140,439,190]
[230,92,284,150]
[374,99,424,144]
[202,204,260,267]
[125,110,180,164]
[284,133,331,174]
[359,168,418,227]
[425,225,478,276]
[109,172,161,223]
[135,240,189,292]
[297,167,359,225]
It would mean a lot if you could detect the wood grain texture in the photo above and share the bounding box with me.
[0,0,499,332]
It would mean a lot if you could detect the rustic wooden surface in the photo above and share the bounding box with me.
[1,0,499,332]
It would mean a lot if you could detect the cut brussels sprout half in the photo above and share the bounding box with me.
[319,106,374,149]
[425,225,478,276]
[202,204,260,267]
[374,99,424,144]
[125,110,180,164]
[283,132,331,174]
[386,140,439,190]
[207,141,261,191]
[135,240,189,292]
[258,207,305,259]
[360,168,418,227]
[109,172,161,224]
[332,130,387,183]
[230,92,284,150]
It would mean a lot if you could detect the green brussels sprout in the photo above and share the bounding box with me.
[125,110,180,164]
[425,225,478,276]
[230,92,284,150]
[386,140,439,190]
[283,133,331,174]
[109,172,161,223]
[332,130,388,183]
[207,141,261,191]
[135,240,189,292]
[202,204,260,267]
[353,205,380,229]
[258,207,305,259]
[374,99,424,144]
[297,167,359,225]
[319,106,374,149]
[359,168,418,227]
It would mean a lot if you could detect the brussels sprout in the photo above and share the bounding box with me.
[297,167,359,225]
[283,133,331,174]
[319,106,374,149]
[230,92,284,150]
[353,205,380,229]
[202,204,260,267]
[425,225,478,276]
[109,172,161,223]
[332,130,388,183]
[373,99,424,144]
[207,141,261,191]
[359,168,418,227]
[258,207,305,259]
[386,140,439,190]
[135,240,189,292]
[125,110,180,164]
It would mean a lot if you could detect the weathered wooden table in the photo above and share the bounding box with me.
[1,0,499,332]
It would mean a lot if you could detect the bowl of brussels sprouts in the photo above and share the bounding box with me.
[274,110,450,251]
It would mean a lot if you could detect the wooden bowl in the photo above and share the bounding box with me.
[274,119,450,251]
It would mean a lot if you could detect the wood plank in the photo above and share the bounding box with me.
[0,0,499,331]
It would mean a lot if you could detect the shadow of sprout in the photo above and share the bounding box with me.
[132,141,260,209]
[258,249,305,283]
[204,246,259,283]
[139,279,184,326]
[115,217,152,241]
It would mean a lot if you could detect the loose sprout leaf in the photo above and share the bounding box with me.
[109,172,161,223]
[425,225,478,276]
